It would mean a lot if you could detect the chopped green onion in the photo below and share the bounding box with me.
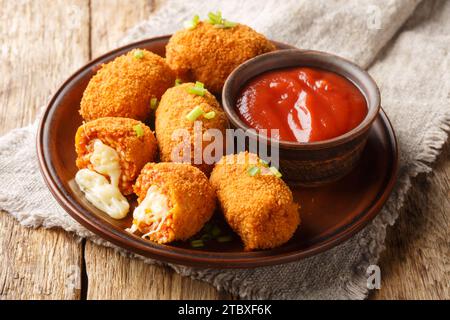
[133,49,144,59]
[269,166,282,178]
[133,124,144,137]
[207,11,236,28]
[201,233,212,241]
[191,239,204,248]
[150,97,158,110]
[223,20,237,28]
[213,20,237,29]
[175,78,182,86]
[186,105,204,121]
[247,166,261,177]
[187,81,207,96]
[183,14,200,30]
[207,11,222,24]
[217,235,233,243]
[203,111,216,119]
[211,225,221,238]
[259,159,269,167]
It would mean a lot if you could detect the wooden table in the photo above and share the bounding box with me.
[0,0,448,300]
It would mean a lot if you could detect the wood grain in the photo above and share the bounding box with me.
[84,0,233,300]
[90,0,154,58]
[0,0,90,300]
[370,143,450,299]
[0,0,448,300]
[85,242,232,299]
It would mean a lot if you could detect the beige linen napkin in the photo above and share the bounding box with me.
[1,0,448,299]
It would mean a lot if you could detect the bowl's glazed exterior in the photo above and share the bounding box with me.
[222,49,381,186]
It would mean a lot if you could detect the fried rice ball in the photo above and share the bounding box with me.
[80,49,175,121]
[165,22,276,94]
[128,162,216,244]
[155,83,228,175]
[75,117,157,195]
[210,152,300,250]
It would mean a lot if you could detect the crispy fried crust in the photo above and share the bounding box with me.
[210,152,300,250]
[80,49,175,121]
[133,162,216,243]
[166,22,276,93]
[75,117,157,195]
[155,83,229,175]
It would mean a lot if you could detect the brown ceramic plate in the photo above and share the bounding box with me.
[37,35,398,268]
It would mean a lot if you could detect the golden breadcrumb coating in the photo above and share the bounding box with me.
[155,83,229,175]
[166,22,276,93]
[75,117,157,195]
[133,162,216,243]
[210,152,300,250]
[80,49,175,121]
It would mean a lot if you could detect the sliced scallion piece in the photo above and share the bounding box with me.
[183,14,200,30]
[223,20,237,28]
[191,239,204,248]
[269,166,282,178]
[150,97,158,110]
[247,166,261,177]
[186,105,204,121]
[259,159,269,167]
[203,111,216,119]
[133,124,144,137]
[175,78,182,86]
[187,81,207,96]
[207,11,236,28]
[133,49,144,59]
[207,11,222,25]
[201,233,212,241]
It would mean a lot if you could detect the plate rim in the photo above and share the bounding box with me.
[36,35,399,268]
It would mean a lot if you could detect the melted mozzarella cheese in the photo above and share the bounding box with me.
[132,185,170,237]
[89,139,121,188]
[75,139,129,219]
[75,169,129,219]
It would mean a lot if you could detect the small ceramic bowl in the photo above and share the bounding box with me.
[222,49,381,186]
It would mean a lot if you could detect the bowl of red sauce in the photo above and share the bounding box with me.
[222,49,381,185]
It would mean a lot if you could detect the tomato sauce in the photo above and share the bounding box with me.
[235,67,367,143]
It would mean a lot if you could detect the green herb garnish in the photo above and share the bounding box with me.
[150,97,159,110]
[133,49,144,59]
[201,233,212,241]
[186,105,204,122]
[175,78,182,86]
[187,81,207,96]
[203,111,216,119]
[133,124,144,137]
[183,14,200,30]
[259,159,269,167]
[269,166,282,178]
[207,11,236,29]
[247,166,261,177]
[190,239,204,248]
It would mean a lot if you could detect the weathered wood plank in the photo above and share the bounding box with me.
[0,0,90,300]
[90,0,154,58]
[371,143,450,299]
[85,0,233,300]
[85,242,232,299]
[1,0,448,300]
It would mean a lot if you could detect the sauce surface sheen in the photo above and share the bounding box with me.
[236,67,368,143]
